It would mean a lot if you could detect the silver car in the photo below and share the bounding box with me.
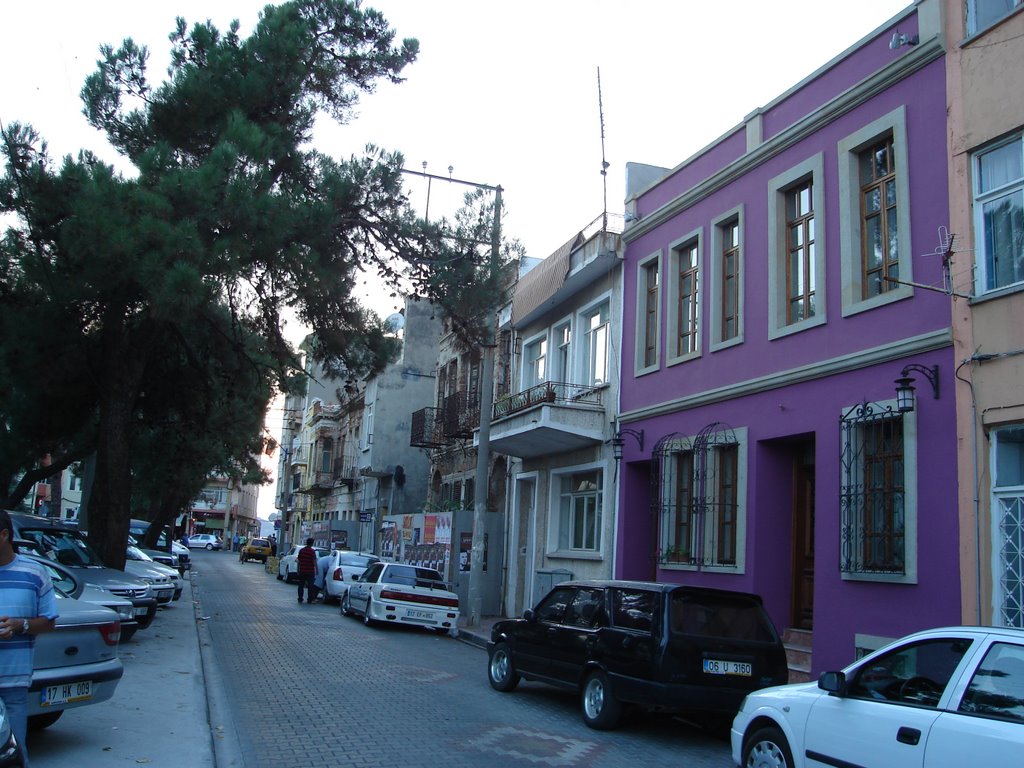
[29,592,124,730]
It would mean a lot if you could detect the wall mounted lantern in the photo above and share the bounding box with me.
[894,364,939,413]
[610,427,645,461]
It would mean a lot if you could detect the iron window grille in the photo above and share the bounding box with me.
[652,423,740,569]
[840,401,906,575]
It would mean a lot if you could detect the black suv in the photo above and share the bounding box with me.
[487,580,788,730]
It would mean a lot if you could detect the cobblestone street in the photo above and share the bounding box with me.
[192,551,734,768]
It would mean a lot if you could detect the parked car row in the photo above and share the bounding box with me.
[7,511,188,743]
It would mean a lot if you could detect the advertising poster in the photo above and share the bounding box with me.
[424,514,437,544]
[459,532,488,572]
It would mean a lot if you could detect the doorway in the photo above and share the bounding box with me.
[791,444,816,630]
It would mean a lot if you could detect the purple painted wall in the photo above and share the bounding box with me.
[616,10,957,674]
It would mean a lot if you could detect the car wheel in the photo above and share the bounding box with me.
[340,593,352,616]
[581,670,622,730]
[276,570,283,581]
[206,543,214,550]
[28,711,63,730]
[743,726,794,768]
[363,597,376,627]
[488,642,520,692]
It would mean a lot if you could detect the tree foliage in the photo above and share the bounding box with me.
[0,0,422,567]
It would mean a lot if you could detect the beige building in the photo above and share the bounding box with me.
[945,0,1024,626]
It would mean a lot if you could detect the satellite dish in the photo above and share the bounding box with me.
[384,312,406,334]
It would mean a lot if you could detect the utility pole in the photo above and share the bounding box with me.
[401,168,501,627]
[468,185,501,627]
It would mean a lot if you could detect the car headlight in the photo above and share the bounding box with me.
[117,606,134,622]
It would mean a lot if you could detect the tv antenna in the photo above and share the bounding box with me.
[597,67,610,232]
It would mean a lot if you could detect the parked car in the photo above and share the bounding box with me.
[322,551,379,603]
[129,519,190,573]
[0,699,21,766]
[732,625,1024,768]
[239,538,273,563]
[22,553,136,630]
[185,533,222,550]
[276,545,330,583]
[29,592,124,730]
[487,580,788,730]
[125,546,182,601]
[10,513,159,638]
[341,562,459,633]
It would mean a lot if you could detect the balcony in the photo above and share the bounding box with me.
[410,407,446,448]
[488,381,606,459]
[442,390,479,438]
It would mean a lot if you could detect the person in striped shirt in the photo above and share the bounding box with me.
[0,509,58,765]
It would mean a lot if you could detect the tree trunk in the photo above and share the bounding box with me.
[86,312,148,570]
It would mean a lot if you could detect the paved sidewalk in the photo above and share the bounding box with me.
[30,574,216,768]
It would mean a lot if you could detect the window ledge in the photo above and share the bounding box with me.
[968,281,1024,305]
[546,550,604,561]
[840,571,917,585]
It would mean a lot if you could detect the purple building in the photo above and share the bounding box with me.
[616,2,957,675]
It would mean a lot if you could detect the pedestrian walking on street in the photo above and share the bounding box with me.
[0,509,58,765]
[296,538,317,604]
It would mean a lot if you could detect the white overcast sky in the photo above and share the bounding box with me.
[2,1,911,285]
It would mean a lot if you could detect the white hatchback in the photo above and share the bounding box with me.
[342,562,458,632]
[186,534,223,550]
[731,626,1024,768]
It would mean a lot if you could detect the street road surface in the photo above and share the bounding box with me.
[193,550,733,768]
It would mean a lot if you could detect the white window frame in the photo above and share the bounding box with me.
[991,425,1024,628]
[549,462,605,558]
[768,154,827,339]
[839,398,918,584]
[973,133,1024,295]
[838,106,914,316]
[709,205,745,351]
[634,251,662,376]
[361,380,376,451]
[968,0,1024,34]
[666,227,703,366]
[521,332,548,390]
[578,296,611,388]
[552,318,573,384]
[658,426,748,574]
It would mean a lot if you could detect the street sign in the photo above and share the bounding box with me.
[359,511,373,522]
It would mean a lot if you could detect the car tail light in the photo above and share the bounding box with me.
[98,621,121,646]
[332,568,343,581]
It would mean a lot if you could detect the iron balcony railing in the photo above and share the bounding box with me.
[410,407,447,448]
[442,390,479,439]
[493,381,603,420]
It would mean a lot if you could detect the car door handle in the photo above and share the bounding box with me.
[896,726,921,746]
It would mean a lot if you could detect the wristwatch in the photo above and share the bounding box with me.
[19,619,29,635]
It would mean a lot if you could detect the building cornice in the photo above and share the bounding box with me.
[618,328,952,423]
[623,37,945,244]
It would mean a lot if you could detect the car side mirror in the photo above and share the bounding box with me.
[523,609,536,622]
[818,670,848,696]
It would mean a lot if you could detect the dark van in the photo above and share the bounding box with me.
[487,580,788,729]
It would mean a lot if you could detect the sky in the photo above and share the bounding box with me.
[0,0,911,518]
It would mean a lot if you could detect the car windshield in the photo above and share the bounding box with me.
[20,527,107,568]
[669,592,775,641]
[127,545,153,562]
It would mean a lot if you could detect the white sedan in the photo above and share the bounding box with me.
[321,551,379,603]
[731,625,1024,768]
[342,562,458,633]
[276,544,329,583]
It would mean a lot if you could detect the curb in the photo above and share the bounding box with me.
[456,627,489,650]
[191,569,245,768]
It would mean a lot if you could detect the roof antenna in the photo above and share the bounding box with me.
[597,67,610,233]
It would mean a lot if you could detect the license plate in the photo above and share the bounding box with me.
[703,659,752,676]
[133,606,149,617]
[41,680,92,707]
[406,609,434,620]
